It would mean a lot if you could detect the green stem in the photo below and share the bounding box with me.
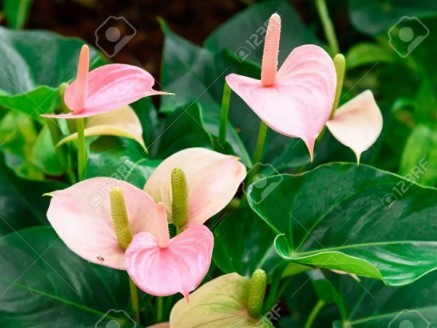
[129,278,140,323]
[315,0,339,55]
[304,300,325,328]
[76,118,87,181]
[246,122,268,185]
[156,297,164,322]
[218,83,232,145]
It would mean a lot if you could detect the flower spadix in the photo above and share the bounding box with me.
[46,177,213,298]
[226,13,337,160]
[42,44,170,119]
[144,148,247,229]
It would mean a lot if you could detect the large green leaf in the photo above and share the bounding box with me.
[349,0,437,35]
[0,151,66,224]
[332,272,437,327]
[213,206,280,277]
[0,26,102,120]
[399,125,437,187]
[87,137,159,189]
[248,163,437,286]
[0,226,134,327]
[153,103,214,159]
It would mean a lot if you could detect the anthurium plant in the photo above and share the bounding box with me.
[0,0,436,327]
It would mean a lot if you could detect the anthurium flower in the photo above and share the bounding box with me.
[144,148,247,229]
[326,90,383,163]
[57,105,146,150]
[46,178,213,298]
[226,14,337,160]
[169,271,273,327]
[42,45,169,119]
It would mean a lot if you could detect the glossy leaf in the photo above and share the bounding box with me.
[332,271,437,327]
[399,125,437,187]
[154,103,213,158]
[0,27,102,120]
[0,227,133,327]
[213,207,280,277]
[86,138,159,189]
[248,163,437,286]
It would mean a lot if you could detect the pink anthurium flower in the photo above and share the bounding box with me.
[326,90,383,163]
[42,44,169,119]
[144,148,247,228]
[46,178,213,298]
[226,14,337,160]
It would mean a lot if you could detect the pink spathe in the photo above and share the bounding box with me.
[226,13,336,161]
[42,44,169,119]
[326,90,383,163]
[144,148,247,227]
[125,224,213,299]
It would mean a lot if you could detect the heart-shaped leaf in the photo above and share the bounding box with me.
[0,226,132,327]
[248,163,437,286]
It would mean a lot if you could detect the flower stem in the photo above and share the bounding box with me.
[218,83,232,145]
[156,297,164,322]
[253,121,268,164]
[246,121,268,185]
[304,300,325,328]
[315,0,339,55]
[76,118,87,181]
[129,277,140,323]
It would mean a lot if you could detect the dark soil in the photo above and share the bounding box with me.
[25,0,248,77]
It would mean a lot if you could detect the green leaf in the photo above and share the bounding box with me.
[205,0,320,64]
[154,103,213,158]
[3,0,32,29]
[87,137,159,189]
[248,163,437,286]
[213,207,281,277]
[345,42,396,69]
[32,125,64,176]
[0,226,134,327]
[0,151,66,223]
[0,110,42,179]
[399,125,437,187]
[0,27,102,119]
[332,272,437,327]
[349,0,437,35]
